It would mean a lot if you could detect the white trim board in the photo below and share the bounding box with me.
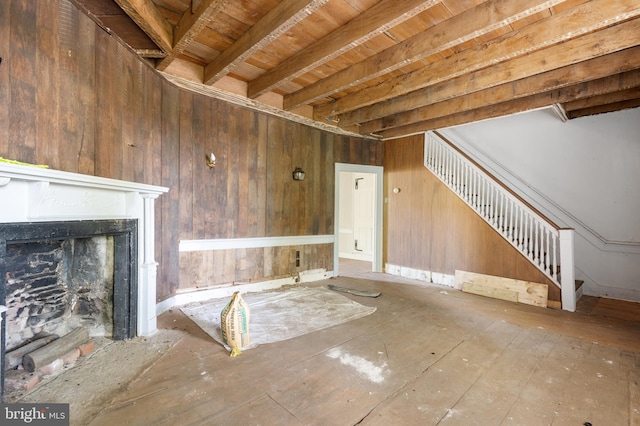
[179,234,334,252]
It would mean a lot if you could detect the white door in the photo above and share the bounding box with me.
[339,172,375,261]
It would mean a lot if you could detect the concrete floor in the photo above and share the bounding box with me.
[15,260,640,425]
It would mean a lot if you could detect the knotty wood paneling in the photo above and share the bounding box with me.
[384,134,560,303]
[2,0,383,300]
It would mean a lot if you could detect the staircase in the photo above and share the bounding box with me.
[424,131,578,311]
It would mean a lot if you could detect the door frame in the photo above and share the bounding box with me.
[334,163,384,276]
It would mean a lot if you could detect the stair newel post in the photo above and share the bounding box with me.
[559,229,576,312]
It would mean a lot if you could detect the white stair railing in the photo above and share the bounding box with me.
[425,131,576,311]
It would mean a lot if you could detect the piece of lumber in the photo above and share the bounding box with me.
[455,270,548,308]
[22,327,89,373]
[5,334,59,370]
[462,282,519,303]
[328,284,380,298]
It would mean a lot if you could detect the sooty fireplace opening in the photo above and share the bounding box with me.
[0,219,138,398]
[5,236,115,351]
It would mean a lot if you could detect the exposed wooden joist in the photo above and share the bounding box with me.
[315,0,640,123]
[284,0,565,111]
[378,69,640,139]
[156,0,230,72]
[563,87,640,112]
[346,18,640,130]
[203,0,329,86]
[135,48,166,58]
[566,98,640,119]
[113,0,173,54]
[248,0,441,100]
[359,47,640,134]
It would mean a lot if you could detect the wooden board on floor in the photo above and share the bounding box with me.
[456,270,548,308]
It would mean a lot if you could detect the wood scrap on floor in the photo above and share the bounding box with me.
[327,284,381,298]
[455,270,548,308]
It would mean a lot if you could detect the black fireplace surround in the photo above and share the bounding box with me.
[0,219,138,400]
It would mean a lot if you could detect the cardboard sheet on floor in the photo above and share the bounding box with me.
[180,286,376,351]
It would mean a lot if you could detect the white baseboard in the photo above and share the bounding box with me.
[385,263,456,287]
[156,269,329,315]
[339,252,374,262]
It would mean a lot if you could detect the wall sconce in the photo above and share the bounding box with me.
[206,153,216,168]
[292,167,306,181]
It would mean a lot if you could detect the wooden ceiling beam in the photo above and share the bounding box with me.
[203,0,329,86]
[315,0,640,123]
[378,70,640,139]
[359,47,640,134]
[284,0,565,111]
[337,17,640,129]
[113,0,173,54]
[248,0,441,100]
[563,87,640,112]
[156,0,230,72]
[566,98,640,119]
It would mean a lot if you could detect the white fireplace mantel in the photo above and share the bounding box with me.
[0,163,169,336]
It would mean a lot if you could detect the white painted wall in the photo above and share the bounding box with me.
[439,107,640,302]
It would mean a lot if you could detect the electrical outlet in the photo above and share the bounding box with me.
[296,250,300,267]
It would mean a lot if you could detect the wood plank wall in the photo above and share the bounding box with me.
[384,134,560,303]
[0,0,383,301]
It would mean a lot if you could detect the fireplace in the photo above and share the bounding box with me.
[0,163,168,399]
[1,220,138,346]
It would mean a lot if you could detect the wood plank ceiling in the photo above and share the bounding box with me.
[73,0,640,140]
